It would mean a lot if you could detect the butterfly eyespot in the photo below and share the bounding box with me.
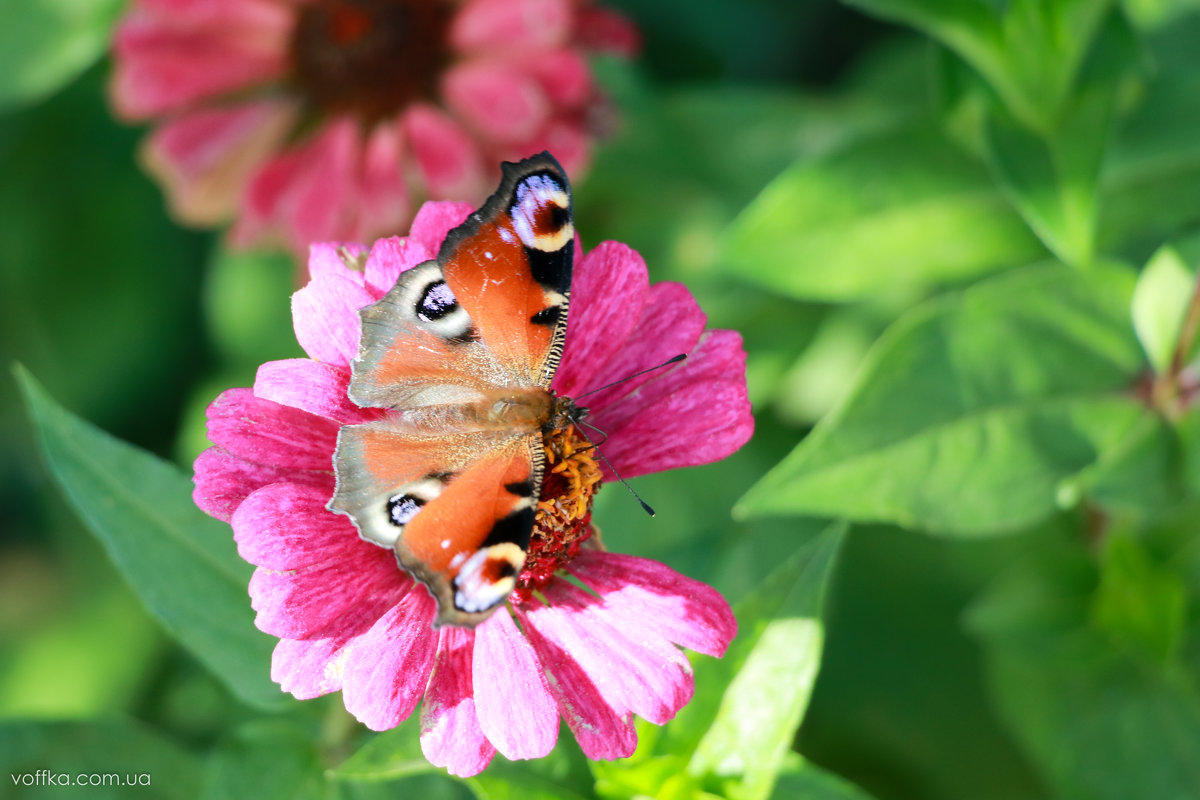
[387,494,425,526]
[510,173,574,253]
[417,280,459,322]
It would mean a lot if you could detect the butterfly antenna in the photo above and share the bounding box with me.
[574,354,687,400]
[573,425,655,517]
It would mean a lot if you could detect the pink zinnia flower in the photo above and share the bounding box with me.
[111,0,637,252]
[193,201,753,775]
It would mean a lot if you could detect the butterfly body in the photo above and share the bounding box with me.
[329,153,579,627]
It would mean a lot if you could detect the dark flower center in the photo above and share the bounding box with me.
[512,424,603,603]
[290,0,455,125]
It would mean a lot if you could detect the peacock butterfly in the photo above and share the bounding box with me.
[329,152,583,627]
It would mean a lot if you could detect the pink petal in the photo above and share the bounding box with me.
[111,20,284,118]
[132,0,293,36]
[491,117,591,178]
[534,582,693,725]
[406,201,474,255]
[443,61,549,144]
[516,47,592,107]
[291,269,376,367]
[205,388,339,471]
[421,628,496,777]
[362,235,437,296]
[553,241,649,397]
[590,329,754,478]
[253,359,372,424]
[451,0,571,53]
[577,281,708,414]
[403,105,486,201]
[232,482,353,570]
[307,242,367,285]
[472,608,558,760]
[141,101,294,225]
[515,602,636,760]
[271,636,349,700]
[341,588,440,731]
[248,541,403,639]
[570,551,737,657]
[234,119,362,251]
[356,122,411,242]
[576,5,641,57]
[193,449,331,522]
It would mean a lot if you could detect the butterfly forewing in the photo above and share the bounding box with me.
[439,153,574,386]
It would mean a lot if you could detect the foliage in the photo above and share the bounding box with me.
[6,1,1200,798]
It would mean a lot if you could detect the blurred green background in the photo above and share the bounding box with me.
[7,0,1200,798]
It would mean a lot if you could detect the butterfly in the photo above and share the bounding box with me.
[329,152,582,627]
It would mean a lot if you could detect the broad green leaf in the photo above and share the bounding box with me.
[16,366,285,710]
[1091,531,1188,664]
[769,758,879,800]
[1131,244,1195,374]
[335,720,593,800]
[738,263,1149,534]
[968,534,1200,800]
[687,524,846,800]
[1076,410,1184,517]
[1122,0,1200,28]
[202,721,326,800]
[590,524,846,800]
[0,0,124,110]
[332,722,436,783]
[1102,67,1200,248]
[720,124,1044,302]
[983,84,1115,267]
[847,0,1111,133]
[0,719,200,800]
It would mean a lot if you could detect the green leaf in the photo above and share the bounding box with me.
[738,263,1149,534]
[15,365,285,710]
[719,123,1044,302]
[335,721,594,800]
[202,721,326,800]
[0,0,124,111]
[983,83,1115,267]
[332,722,437,783]
[1132,244,1195,374]
[0,719,200,800]
[769,758,879,800]
[1121,0,1200,28]
[968,534,1200,800]
[687,523,846,800]
[589,524,846,800]
[846,0,1112,133]
[1091,531,1188,664]
[1078,410,1184,517]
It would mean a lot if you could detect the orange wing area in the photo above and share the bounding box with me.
[353,319,491,405]
[398,443,534,574]
[439,153,573,386]
[328,418,542,626]
[442,220,559,383]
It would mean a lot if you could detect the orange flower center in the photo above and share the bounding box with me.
[511,424,603,603]
[290,0,455,125]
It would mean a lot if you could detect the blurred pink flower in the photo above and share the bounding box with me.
[193,202,752,775]
[111,0,637,252]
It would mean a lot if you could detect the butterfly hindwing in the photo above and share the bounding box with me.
[330,152,576,627]
[330,420,545,626]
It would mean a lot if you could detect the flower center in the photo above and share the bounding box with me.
[511,424,603,603]
[290,0,455,125]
